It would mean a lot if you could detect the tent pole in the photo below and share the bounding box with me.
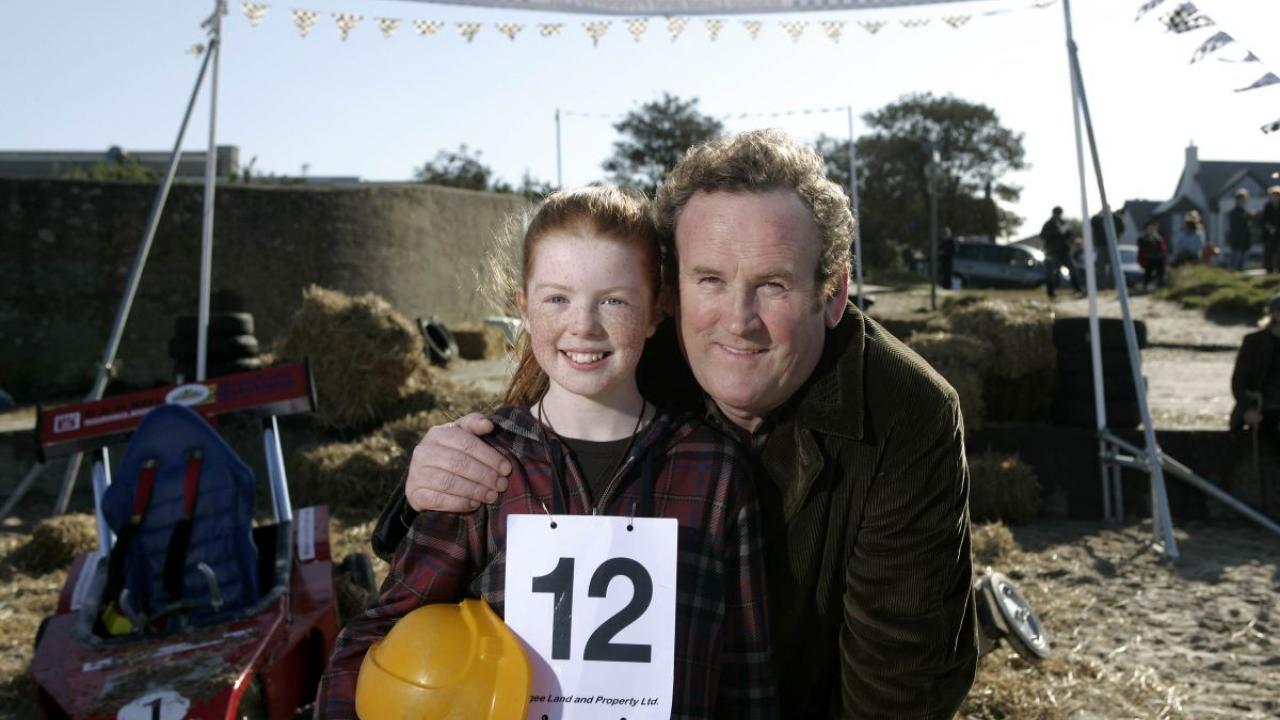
[1063,0,1178,558]
[197,0,226,382]
[48,37,217,516]
[847,105,864,311]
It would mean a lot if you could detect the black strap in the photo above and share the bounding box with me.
[162,450,203,599]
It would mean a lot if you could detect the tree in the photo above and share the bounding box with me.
[603,93,724,194]
[414,144,493,191]
[817,93,1027,266]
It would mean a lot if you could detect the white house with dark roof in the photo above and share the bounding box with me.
[1148,143,1280,248]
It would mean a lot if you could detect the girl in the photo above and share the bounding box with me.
[318,187,776,719]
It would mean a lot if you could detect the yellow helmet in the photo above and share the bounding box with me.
[355,598,531,720]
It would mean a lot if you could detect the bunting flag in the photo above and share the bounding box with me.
[376,17,400,38]
[1235,72,1280,93]
[333,13,362,41]
[900,18,930,28]
[186,43,206,56]
[495,22,523,39]
[820,20,844,42]
[1189,31,1232,63]
[457,21,482,42]
[624,18,648,41]
[780,20,807,42]
[413,19,443,35]
[291,9,319,37]
[583,20,610,46]
[943,15,970,28]
[859,19,886,34]
[705,19,725,41]
[666,16,689,41]
[741,19,763,39]
[1134,0,1167,21]
[1262,118,1280,134]
[1220,51,1261,63]
[1161,3,1212,33]
[539,23,564,36]
[242,2,269,27]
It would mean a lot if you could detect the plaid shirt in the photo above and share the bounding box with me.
[317,405,778,719]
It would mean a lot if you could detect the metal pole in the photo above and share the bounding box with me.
[927,150,939,312]
[555,108,563,188]
[197,1,225,382]
[847,106,865,312]
[263,417,292,523]
[1064,0,1178,557]
[90,448,114,553]
[49,39,217,517]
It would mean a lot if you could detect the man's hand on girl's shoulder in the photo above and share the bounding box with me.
[405,412,512,513]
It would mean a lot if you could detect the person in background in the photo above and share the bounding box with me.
[1041,206,1074,298]
[1089,210,1125,290]
[1136,218,1168,291]
[1171,209,1206,267]
[1227,189,1254,272]
[1261,186,1280,273]
[938,227,956,289]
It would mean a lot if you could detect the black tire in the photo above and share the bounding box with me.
[419,318,458,366]
[1055,347,1138,375]
[1052,317,1148,351]
[1051,396,1142,428]
[168,334,259,363]
[173,312,254,340]
[340,553,378,596]
[1056,371,1144,402]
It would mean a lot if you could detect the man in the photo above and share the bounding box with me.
[376,130,977,718]
[1089,210,1125,290]
[1227,189,1254,272]
[1262,186,1280,274]
[1230,294,1280,432]
[1040,206,1075,298]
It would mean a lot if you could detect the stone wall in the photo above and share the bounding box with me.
[0,178,527,399]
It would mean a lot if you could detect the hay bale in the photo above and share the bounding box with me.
[281,286,433,431]
[906,332,987,432]
[945,299,1054,380]
[8,514,98,573]
[293,434,408,516]
[971,521,1018,570]
[451,322,508,361]
[935,363,985,434]
[969,452,1041,525]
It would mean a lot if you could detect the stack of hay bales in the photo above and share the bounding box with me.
[944,299,1055,423]
[450,322,509,361]
[7,514,98,573]
[968,451,1041,524]
[904,332,989,432]
[970,521,1018,570]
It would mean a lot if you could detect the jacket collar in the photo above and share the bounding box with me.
[788,302,867,442]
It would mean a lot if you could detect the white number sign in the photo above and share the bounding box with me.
[505,514,677,720]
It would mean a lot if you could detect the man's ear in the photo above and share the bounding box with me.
[824,267,850,328]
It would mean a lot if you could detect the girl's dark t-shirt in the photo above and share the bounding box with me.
[560,434,633,503]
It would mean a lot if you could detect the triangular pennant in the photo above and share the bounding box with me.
[625,18,648,41]
[1032,0,1056,7]
[667,17,689,41]
[1161,3,1212,33]
[495,22,524,40]
[779,20,807,42]
[457,22,482,42]
[186,43,206,56]
[820,21,844,42]
[375,18,400,39]
[539,23,564,37]
[242,2,269,27]
[943,15,971,29]
[1262,117,1280,134]
[741,20,763,39]
[1189,31,1232,63]
[291,9,319,37]
[1235,72,1280,92]
[332,13,362,41]
[1134,0,1167,21]
[583,20,610,46]
[900,18,930,29]
[705,19,725,41]
[858,20,885,34]
[413,19,443,36]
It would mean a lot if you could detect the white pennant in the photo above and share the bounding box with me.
[291,9,319,37]
[667,17,689,41]
[1235,72,1280,92]
[1189,31,1232,63]
[1135,0,1168,21]
[625,18,648,41]
[859,20,885,34]
[375,18,400,39]
[779,20,807,42]
[741,20,763,39]
[495,22,524,40]
[333,13,362,41]
[413,19,443,36]
[705,19,725,41]
[820,20,844,42]
[900,18,930,28]
[242,2,269,27]
[458,22,482,42]
[583,20,610,46]
[540,23,564,37]
[943,15,971,29]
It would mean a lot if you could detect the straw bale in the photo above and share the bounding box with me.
[8,513,98,574]
[293,434,408,516]
[933,362,985,434]
[451,322,508,361]
[970,522,1018,570]
[968,452,1041,525]
[906,332,991,371]
[281,286,433,432]
[945,299,1055,380]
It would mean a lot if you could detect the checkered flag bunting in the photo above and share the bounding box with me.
[242,2,269,27]
[583,21,610,46]
[375,18,400,39]
[820,21,844,42]
[1262,118,1280,134]
[943,15,970,29]
[291,9,319,37]
[624,18,648,41]
[333,13,362,41]
[858,20,885,34]
[413,19,443,36]
[666,17,689,41]
[1161,3,1212,33]
[495,23,524,40]
[1134,0,1167,21]
[705,19,725,41]
[779,20,807,42]
[1189,31,1232,63]
[539,23,564,37]
[741,20,763,39]
[1235,72,1279,93]
[900,18,930,29]
[457,22,482,42]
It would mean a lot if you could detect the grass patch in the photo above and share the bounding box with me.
[1158,265,1275,321]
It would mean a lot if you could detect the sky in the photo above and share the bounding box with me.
[2,0,1278,238]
